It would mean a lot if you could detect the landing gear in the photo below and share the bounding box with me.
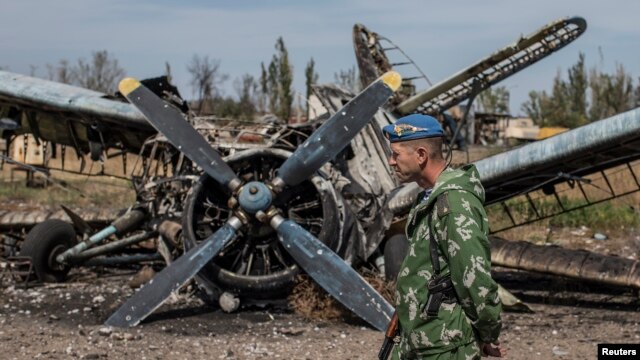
[19,219,77,282]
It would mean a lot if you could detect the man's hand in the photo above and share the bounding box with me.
[481,341,506,357]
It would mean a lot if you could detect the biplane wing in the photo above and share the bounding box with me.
[478,107,640,232]
[0,70,159,158]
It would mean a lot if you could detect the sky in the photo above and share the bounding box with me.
[1,0,638,116]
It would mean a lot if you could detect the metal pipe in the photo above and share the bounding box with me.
[83,253,163,266]
[475,107,640,189]
[68,231,157,262]
[56,209,147,263]
[57,225,117,263]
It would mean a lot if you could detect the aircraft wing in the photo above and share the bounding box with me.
[0,70,156,155]
[478,107,640,231]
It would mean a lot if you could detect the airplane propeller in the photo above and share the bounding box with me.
[106,71,401,331]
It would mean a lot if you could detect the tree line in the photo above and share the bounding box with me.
[16,38,366,122]
[476,52,640,128]
[17,44,638,128]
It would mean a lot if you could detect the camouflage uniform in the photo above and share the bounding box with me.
[392,165,502,359]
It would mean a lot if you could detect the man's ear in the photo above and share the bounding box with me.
[416,146,429,165]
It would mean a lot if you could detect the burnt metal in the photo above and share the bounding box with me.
[274,214,393,331]
[83,253,163,267]
[120,79,242,192]
[491,237,640,289]
[478,108,640,232]
[396,17,587,115]
[108,74,399,330]
[105,219,240,327]
[0,256,37,289]
[276,77,395,187]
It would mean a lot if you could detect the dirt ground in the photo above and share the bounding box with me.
[1,265,639,360]
[1,148,639,359]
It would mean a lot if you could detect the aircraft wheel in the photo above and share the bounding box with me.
[19,219,76,282]
[183,148,342,303]
[383,233,409,281]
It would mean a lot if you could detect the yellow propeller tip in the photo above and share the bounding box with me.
[119,77,141,96]
[381,71,402,92]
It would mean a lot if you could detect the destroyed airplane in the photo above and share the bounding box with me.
[1,15,639,330]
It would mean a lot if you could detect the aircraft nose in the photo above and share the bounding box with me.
[238,181,273,214]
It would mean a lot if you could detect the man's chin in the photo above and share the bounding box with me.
[394,174,410,183]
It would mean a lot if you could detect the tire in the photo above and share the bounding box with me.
[19,219,76,282]
[384,234,409,281]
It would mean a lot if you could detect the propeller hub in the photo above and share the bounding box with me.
[238,181,273,214]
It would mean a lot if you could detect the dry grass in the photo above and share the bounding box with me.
[487,160,640,235]
[0,165,135,210]
[288,270,396,322]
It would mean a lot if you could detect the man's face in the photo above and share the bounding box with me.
[388,142,422,183]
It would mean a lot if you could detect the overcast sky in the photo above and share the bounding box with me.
[1,1,638,115]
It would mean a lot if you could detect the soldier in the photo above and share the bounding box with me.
[382,114,504,359]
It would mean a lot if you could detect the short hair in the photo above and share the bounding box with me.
[401,136,443,160]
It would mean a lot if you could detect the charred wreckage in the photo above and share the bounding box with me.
[1,16,640,330]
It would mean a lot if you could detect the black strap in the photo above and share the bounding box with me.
[427,202,441,276]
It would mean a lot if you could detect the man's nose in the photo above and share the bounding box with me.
[388,156,395,166]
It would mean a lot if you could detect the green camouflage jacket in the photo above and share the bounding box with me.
[393,165,502,358]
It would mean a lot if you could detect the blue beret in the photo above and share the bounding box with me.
[382,114,444,142]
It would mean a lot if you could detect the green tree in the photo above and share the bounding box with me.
[476,85,510,114]
[589,63,634,121]
[521,53,588,128]
[275,37,293,121]
[565,52,588,125]
[305,57,319,118]
[262,37,294,121]
[267,60,279,115]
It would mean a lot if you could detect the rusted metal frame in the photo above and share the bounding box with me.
[407,18,586,115]
[445,79,481,161]
[64,117,85,164]
[144,140,159,180]
[552,190,566,212]
[627,162,640,188]
[2,256,36,289]
[576,179,591,205]
[483,152,640,206]
[600,170,616,196]
[122,151,127,174]
[491,184,640,233]
[500,201,517,228]
[377,35,433,86]
[524,193,541,221]
[25,111,42,146]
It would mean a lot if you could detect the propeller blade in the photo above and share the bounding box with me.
[271,216,393,331]
[275,71,401,187]
[105,218,242,327]
[119,78,241,191]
